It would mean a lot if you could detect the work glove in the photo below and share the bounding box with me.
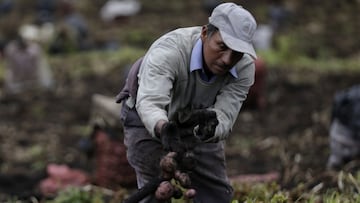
[191,109,219,142]
[159,121,184,153]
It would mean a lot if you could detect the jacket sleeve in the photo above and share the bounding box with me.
[135,43,181,137]
[209,56,255,142]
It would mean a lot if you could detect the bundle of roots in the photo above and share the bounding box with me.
[123,150,198,203]
[156,152,196,200]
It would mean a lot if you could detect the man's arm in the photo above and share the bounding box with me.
[210,56,255,141]
[136,45,182,137]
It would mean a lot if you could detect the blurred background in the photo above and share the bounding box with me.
[1,0,359,59]
[0,0,359,202]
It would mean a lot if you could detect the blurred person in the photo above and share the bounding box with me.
[253,24,274,52]
[243,58,267,110]
[327,85,360,170]
[268,0,291,31]
[0,0,13,16]
[241,24,273,110]
[116,3,257,202]
[35,0,57,24]
[3,30,54,94]
[49,0,91,54]
[100,0,141,23]
[48,23,78,54]
[18,23,55,46]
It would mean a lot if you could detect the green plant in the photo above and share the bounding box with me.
[270,193,288,203]
[47,187,104,203]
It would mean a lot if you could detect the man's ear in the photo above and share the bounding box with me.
[200,25,208,41]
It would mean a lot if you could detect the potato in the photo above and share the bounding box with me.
[160,152,177,174]
[155,181,174,200]
[174,170,191,188]
[184,188,196,199]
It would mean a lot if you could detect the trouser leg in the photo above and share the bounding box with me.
[123,126,169,203]
[190,141,233,203]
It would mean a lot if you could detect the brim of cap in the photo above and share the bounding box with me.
[219,30,257,59]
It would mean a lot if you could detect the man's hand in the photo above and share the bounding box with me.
[192,110,219,142]
[159,121,184,153]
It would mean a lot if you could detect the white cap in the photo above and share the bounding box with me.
[209,3,257,59]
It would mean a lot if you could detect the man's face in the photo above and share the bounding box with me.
[201,26,244,75]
